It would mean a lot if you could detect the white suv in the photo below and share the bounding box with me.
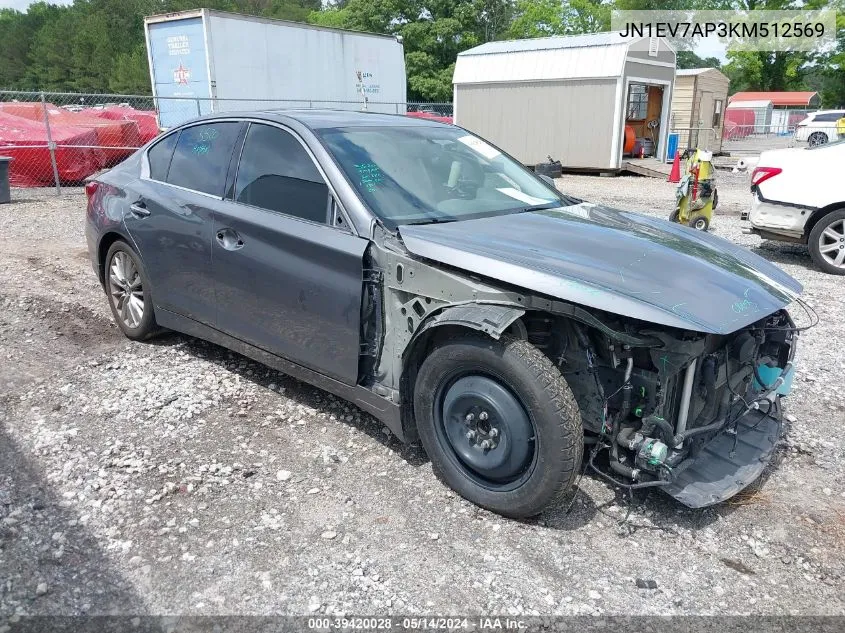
[793,110,844,146]
[743,140,845,274]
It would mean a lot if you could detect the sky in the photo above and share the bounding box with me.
[0,0,71,9]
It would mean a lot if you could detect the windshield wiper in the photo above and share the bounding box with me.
[404,217,458,226]
[518,202,560,213]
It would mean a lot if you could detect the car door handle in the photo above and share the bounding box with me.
[216,228,244,251]
[129,203,150,218]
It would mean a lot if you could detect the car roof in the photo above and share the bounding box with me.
[192,108,452,130]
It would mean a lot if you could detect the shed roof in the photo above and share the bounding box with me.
[458,32,621,56]
[454,32,669,85]
[729,91,819,106]
[726,99,772,109]
[676,67,726,77]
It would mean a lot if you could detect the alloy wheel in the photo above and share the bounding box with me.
[818,218,845,269]
[809,132,828,147]
[108,251,145,328]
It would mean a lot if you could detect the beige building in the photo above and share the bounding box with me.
[669,68,730,152]
[453,33,676,170]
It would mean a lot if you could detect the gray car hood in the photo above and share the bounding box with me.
[398,202,803,334]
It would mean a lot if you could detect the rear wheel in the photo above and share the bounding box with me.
[808,210,845,275]
[105,241,158,339]
[808,132,828,147]
[413,335,583,518]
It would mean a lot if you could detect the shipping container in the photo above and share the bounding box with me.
[144,9,407,128]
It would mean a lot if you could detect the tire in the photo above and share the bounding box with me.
[668,208,680,223]
[413,335,583,518]
[712,189,719,210]
[808,209,845,275]
[104,240,159,340]
[808,132,828,147]
[689,214,709,231]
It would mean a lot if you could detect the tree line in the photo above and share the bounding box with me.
[0,0,842,105]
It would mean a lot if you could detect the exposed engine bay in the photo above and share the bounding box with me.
[360,221,809,509]
[523,307,801,506]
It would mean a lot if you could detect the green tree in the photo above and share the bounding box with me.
[676,50,721,69]
[507,0,610,38]
[310,0,515,101]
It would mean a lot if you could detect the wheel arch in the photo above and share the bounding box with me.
[803,201,845,242]
[398,304,527,442]
[97,231,133,286]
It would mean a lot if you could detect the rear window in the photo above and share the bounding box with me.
[812,112,845,122]
[167,122,242,196]
[147,132,177,182]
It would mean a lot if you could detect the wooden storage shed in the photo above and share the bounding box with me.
[669,67,730,152]
[453,33,676,170]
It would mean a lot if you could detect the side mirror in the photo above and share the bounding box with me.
[538,174,557,189]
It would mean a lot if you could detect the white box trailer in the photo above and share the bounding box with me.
[144,9,407,128]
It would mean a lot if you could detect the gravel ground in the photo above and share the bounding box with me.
[1,176,843,619]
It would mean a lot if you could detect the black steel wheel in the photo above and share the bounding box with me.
[437,374,536,489]
[413,335,583,518]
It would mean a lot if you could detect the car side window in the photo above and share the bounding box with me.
[167,122,242,197]
[147,132,178,182]
[234,123,330,224]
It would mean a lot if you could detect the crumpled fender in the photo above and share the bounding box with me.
[407,303,525,353]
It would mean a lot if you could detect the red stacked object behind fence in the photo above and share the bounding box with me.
[92,106,160,145]
[0,103,142,165]
[0,111,102,186]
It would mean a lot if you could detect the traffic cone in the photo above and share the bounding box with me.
[668,150,681,183]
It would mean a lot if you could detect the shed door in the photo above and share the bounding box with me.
[694,91,713,149]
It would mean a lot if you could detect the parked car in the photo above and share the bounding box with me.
[793,109,845,146]
[743,140,845,275]
[86,111,801,517]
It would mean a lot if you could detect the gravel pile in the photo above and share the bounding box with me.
[1,181,843,618]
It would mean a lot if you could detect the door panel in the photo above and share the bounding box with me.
[123,179,217,324]
[696,91,714,148]
[212,201,367,384]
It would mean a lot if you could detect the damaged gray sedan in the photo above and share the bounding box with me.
[85,111,804,517]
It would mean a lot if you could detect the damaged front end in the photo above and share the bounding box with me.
[363,226,801,508]
[545,307,798,508]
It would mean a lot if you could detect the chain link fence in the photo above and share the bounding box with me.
[0,90,453,194]
[722,122,841,156]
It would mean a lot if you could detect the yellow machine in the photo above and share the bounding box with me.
[670,149,717,231]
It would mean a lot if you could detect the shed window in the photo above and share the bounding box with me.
[713,99,723,128]
[627,84,648,120]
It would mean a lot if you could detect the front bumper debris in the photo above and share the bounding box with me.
[663,404,782,508]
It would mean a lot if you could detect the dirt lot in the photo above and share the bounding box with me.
[1,174,844,619]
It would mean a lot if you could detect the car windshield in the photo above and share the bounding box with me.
[316,125,565,227]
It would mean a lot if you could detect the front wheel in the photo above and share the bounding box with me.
[413,335,583,518]
[105,241,158,340]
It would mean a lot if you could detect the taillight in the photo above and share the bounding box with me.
[751,167,782,187]
[85,180,99,199]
